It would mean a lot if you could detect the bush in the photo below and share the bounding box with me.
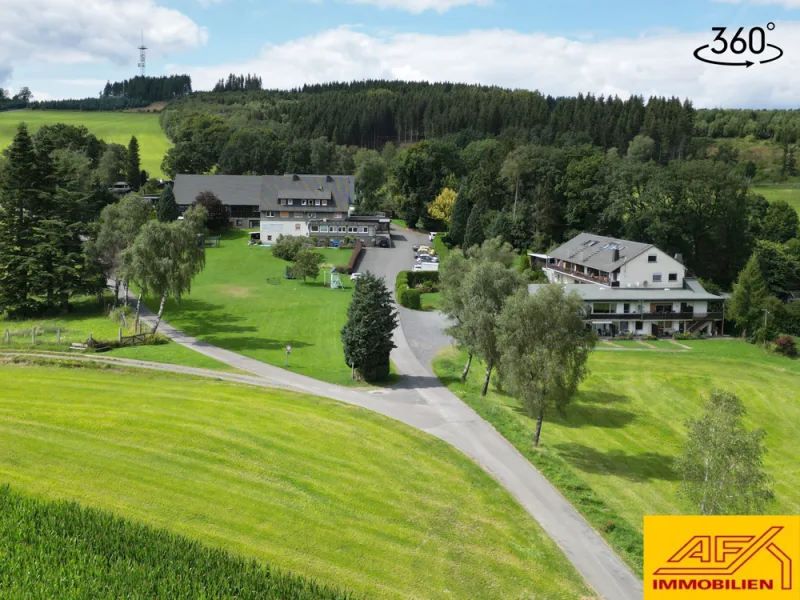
[406,270,439,288]
[395,271,422,310]
[623,332,634,340]
[272,235,313,261]
[673,332,693,340]
[334,265,352,275]
[644,334,658,341]
[108,305,133,324]
[416,280,438,294]
[774,335,798,357]
[694,331,706,340]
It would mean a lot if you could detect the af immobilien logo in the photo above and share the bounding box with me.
[645,516,800,599]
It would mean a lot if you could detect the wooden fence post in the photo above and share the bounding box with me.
[118,328,122,343]
[57,329,61,344]
[32,327,36,345]
[4,329,9,344]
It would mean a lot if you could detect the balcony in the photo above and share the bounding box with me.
[547,264,610,286]
[586,312,723,321]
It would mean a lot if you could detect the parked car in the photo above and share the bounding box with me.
[377,237,391,248]
[429,232,437,242]
[413,263,439,272]
[350,272,363,281]
[412,244,421,252]
[417,254,439,263]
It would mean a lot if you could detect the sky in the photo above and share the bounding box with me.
[2,0,800,107]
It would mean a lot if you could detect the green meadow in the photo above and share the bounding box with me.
[0,110,170,176]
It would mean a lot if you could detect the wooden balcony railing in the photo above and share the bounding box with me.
[586,312,724,321]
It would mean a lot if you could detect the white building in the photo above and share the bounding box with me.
[529,233,724,337]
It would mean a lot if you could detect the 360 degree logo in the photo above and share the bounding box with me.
[644,516,800,599]
[694,24,784,68]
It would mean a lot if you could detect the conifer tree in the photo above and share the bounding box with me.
[729,256,768,340]
[463,204,485,250]
[341,273,397,382]
[157,184,179,223]
[126,136,141,189]
[449,187,471,246]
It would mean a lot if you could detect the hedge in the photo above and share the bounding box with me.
[395,271,421,310]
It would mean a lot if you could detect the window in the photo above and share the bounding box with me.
[265,211,275,218]
[267,235,272,241]
[668,273,678,282]
[310,225,319,232]
[620,321,629,332]
[301,200,307,206]
[314,200,321,206]
[359,227,368,233]
[294,212,303,218]
[593,303,614,314]
[280,211,289,218]
[635,321,643,330]
[653,273,662,282]
[287,199,294,206]
[665,321,673,328]
[648,255,657,263]
[295,223,301,230]
[322,199,328,206]
[623,303,630,314]
[249,220,260,228]
[235,219,242,227]
[334,212,343,219]
[348,226,357,233]
[320,225,329,232]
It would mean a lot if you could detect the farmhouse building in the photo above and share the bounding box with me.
[173,174,389,246]
[529,232,724,337]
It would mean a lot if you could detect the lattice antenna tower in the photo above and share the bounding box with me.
[137,31,147,77]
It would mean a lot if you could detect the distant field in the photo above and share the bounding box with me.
[0,110,170,176]
[752,185,800,214]
[0,364,591,600]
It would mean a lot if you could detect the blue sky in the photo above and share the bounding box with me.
[2,0,800,107]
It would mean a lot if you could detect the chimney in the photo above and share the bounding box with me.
[612,248,620,262]
[674,253,684,264]
[292,174,300,181]
[326,175,334,182]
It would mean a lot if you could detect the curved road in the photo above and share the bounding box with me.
[122,232,642,600]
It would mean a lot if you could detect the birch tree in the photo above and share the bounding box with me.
[676,389,774,515]
[497,285,595,446]
[121,205,206,333]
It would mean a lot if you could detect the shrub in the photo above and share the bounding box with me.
[395,271,422,310]
[644,334,658,341]
[334,265,352,275]
[272,235,313,261]
[416,280,438,294]
[694,331,706,340]
[774,335,798,357]
[623,332,634,340]
[603,520,616,533]
[673,332,693,340]
[406,270,439,288]
[108,305,133,324]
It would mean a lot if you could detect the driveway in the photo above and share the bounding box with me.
[126,231,643,600]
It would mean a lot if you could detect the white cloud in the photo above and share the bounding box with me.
[172,24,800,108]
[0,0,207,86]
[344,0,492,14]
[715,0,800,8]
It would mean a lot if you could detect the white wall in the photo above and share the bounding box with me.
[260,220,309,237]
[618,248,686,289]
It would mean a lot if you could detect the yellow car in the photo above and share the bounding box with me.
[416,246,436,256]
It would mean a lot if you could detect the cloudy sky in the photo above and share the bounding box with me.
[1,0,799,107]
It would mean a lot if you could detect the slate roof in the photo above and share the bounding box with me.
[173,174,355,212]
[528,278,723,302]
[547,232,653,273]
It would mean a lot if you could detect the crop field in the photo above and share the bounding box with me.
[145,231,366,386]
[434,339,800,575]
[0,110,170,176]
[0,364,591,600]
[0,486,352,600]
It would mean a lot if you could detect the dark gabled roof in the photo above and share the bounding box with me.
[548,232,653,273]
[173,174,355,211]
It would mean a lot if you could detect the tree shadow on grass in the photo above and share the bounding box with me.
[167,300,258,335]
[553,442,678,482]
[511,401,637,430]
[203,336,312,353]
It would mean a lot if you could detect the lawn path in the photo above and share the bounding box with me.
[123,231,642,600]
[669,339,692,350]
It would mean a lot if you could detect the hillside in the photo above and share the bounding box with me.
[0,110,170,176]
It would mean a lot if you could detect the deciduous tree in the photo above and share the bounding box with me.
[428,188,457,224]
[292,249,324,282]
[676,389,774,515]
[497,284,596,446]
[193,190,230,233]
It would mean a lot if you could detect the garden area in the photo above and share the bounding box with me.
[434,338,800,575]
[0,363,592,600]
[144,230,365,386]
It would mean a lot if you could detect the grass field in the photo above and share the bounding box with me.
[752,184,800,214]
[0,296,231,371]
[0,486,352,600]
[0,364,591,600]
[0,110,171,176]
[144,231,365,386]
[434,339,800,575]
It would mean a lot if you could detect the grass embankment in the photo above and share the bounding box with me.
[0,486,353,600]
[434,339,800,576]
[752,184,800,214]
[0,110,171,176]
[0,364,592,600]
[145,231,364,386]
[0,296,231,371]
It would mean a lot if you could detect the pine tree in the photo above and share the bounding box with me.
[449,188,471,246]
[0,124,40,316]
[341,273,397,382]
[463,204,485,250]
[157,185,179,222]
[126,136,141,189]
[729,256,768,340]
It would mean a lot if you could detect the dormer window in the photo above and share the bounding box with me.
[648,255,657,263]
[322,199,328,206]
[301,200,307,206]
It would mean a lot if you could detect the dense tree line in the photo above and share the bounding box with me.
[212,74,263,93]
[31,75,191,111]
[0,87,32,111]
[696,108,800,143]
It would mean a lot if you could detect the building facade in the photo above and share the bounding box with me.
[529,233,724,337]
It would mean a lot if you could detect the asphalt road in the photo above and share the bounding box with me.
[121,235,644,600]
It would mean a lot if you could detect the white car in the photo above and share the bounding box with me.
[429,232,437,242]
[350,272,363,281]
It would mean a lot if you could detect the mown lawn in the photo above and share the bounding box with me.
[0,296,231,371]
[434,339,800,575]
[0,365,592,600]
[145,231,364,386]
[0,110,171,176]
[752,184,800,214]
